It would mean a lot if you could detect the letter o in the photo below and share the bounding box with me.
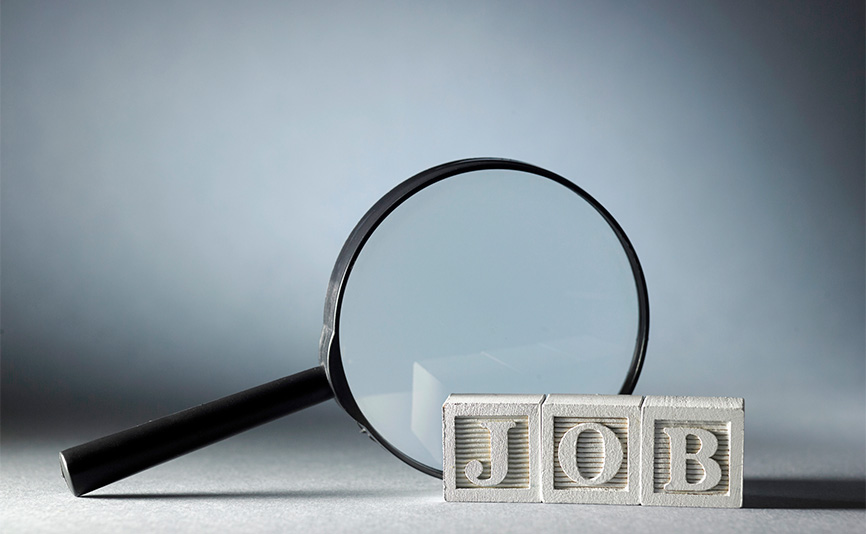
[557,422,623,485]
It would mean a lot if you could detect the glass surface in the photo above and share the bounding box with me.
[338,169,639,471]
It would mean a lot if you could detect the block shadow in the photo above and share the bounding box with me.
[86,478,866,508]
[744,478,865,509]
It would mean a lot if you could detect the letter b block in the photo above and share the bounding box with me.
[443,394,544,502]
[541,395,642,504]
[640,396,744,508]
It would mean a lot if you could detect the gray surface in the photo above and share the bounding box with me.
[2,403,864,533]
[2,1,864,532]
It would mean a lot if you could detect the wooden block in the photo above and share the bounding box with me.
[541,395,642,504]
[443,394,544,502]
[640,396,744,508]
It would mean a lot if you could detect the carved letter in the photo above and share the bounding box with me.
[464,420,516,487]
[663,427,722,492]
[557,422,623,485]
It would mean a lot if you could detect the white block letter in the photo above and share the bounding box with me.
[558,422,623,486]
[663,427,722,492]
[443,394,544,502]
[640,396,744,508]
[464,420,516,486]
[541,395,642,504]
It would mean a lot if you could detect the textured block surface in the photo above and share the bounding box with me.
[541,395,642,504]
[443,394,544,502]
[640,396,744,508]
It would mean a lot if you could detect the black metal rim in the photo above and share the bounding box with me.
[319,157,649,479]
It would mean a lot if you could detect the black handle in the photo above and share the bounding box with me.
[59,366,333,496]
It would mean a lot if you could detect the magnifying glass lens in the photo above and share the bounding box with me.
[337,169,642,472]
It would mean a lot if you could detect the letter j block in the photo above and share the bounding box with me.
[443,394,544,502]
[640,396,744,508]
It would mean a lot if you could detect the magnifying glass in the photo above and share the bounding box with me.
[60,158,649,496]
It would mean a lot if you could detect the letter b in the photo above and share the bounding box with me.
[663,427,722,492]
[640,396,744,508]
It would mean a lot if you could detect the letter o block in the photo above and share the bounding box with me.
[443,394,544,502]
[640,396,744,508]
[541,395,642,504]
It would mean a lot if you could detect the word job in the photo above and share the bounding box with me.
[442,394,744,508]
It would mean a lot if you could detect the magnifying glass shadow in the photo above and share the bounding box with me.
[743,478,866,509]
[82,487,436,501]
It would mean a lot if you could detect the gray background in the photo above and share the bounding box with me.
[2,1,864,532]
